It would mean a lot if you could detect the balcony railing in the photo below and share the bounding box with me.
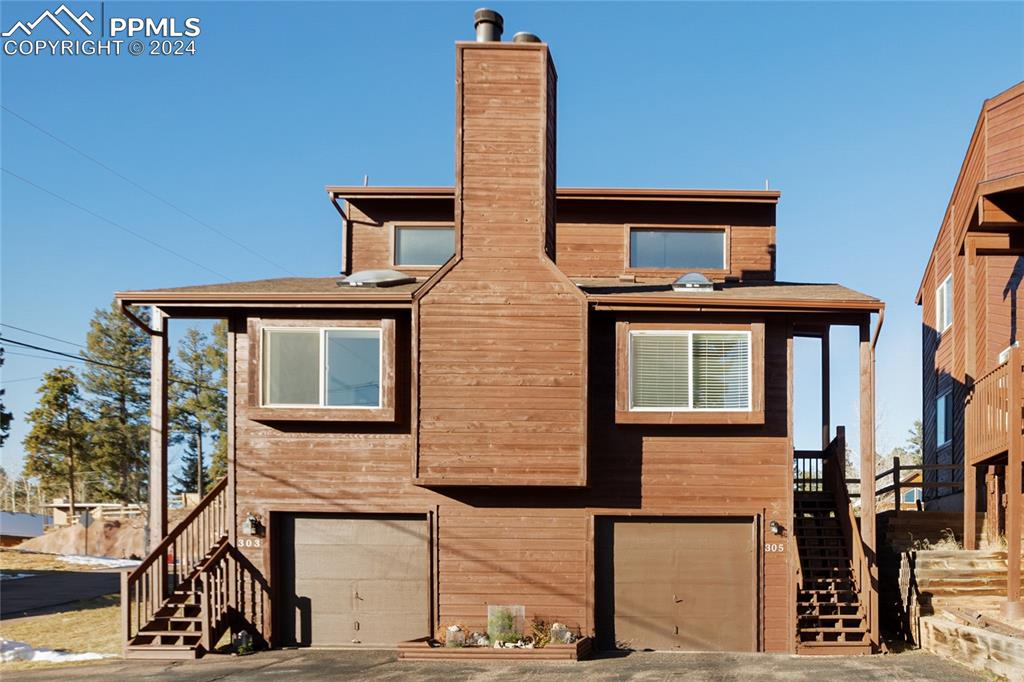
[966,359,1013,464]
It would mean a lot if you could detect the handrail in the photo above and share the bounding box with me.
[127,477,228,582]
[822,430,873,647]
[122,476,229,648]
[198,538,271,652]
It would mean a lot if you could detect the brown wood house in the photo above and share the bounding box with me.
[916,81,1024,620]
[115,11,884,658]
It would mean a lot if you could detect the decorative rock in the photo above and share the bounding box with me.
[550,622,572,644]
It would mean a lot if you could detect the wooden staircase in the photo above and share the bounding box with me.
[795,492,871,654]
[793,428,877,655]
[121,479,270,659]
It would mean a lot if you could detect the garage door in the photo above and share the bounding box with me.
[596,517,756,651]
[277,514,429,646]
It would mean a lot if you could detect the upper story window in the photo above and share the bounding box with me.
[629,227,726,271]
[936,390,952,447]
[394,225,455,267]
[629,330,751,411]
[935,274,953,333]
[262,327,382,408]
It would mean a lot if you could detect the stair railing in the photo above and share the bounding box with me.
[121,477,229,646]
[197,538,271,652]
[822,427,874,647]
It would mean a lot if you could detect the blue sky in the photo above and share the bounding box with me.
[1,1,1023,478]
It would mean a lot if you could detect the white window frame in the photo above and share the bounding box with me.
[627,329,753,412]
[902,488,920,504]
[391,223,455,268]
[260,326,383,409]
[936,389,952,447]
[935,274,953,334]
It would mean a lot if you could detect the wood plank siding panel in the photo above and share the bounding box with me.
[340,201,776,283]
[231,313,793,649]
[986,91,1024,180]
[414,44,588,486]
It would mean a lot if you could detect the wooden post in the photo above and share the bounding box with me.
[964,461,978,550]
[149,308,169,553]
[1004,347,1023,619]
[893,456,902,514]
[984,465,1001,547]
[859,322,876,548]
[822,328,831,450]
[859,320,879,650]
[966,239,977,382]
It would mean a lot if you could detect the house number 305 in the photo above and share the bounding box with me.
[764,543,785,553]
[239,538,262,548]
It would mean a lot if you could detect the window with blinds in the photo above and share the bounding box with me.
[629,331,751,411]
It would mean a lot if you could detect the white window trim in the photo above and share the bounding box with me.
[627,226,729,272]
[261,326,383,409]
[936,389,952,447]
[935,274,953,334]
[627,329,753,412]
[392,224,455,268]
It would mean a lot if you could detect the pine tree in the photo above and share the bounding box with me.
[23,368,91,519]
[207,320,229,481]
[0,349,13,447]
[171,433,213,496]
[169,325,227,496]
[80,301,150,504]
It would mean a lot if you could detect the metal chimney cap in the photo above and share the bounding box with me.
[474,8,504,28]
[512,32,542,43]
[474,8,504,41]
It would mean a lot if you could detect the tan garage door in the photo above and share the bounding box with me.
[597,517,756,651]
[278,514,429,646]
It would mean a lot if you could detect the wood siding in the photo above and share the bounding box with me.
[342,198,776,283]
[414,43,588,486]
[230,311,795,652]
[986,88,1024,181]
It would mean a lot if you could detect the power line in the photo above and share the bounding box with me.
[0,323,87,350]
[2,167,231,281]
[1,376,43,384]
[1,105,297,276]
[0,336,227,396]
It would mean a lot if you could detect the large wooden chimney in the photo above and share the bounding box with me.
[413,22,588,486]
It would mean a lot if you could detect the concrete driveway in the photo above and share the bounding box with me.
[4,648,980,681]
[0,571,120,618]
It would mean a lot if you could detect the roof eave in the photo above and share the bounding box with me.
[585,294,883,313]
[327,186,781,204]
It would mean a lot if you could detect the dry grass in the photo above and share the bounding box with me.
[0,595,121,671]
[0,548,74,573]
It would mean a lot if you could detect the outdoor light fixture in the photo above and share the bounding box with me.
[769,520,784,536]
[242,513,265,537]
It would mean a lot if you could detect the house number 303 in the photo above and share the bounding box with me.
[239,538,262,548]
[764,543,785,553]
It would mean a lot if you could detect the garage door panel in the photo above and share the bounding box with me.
[280,514,429,647]
[292,544,426,581]
[599,517,756,652]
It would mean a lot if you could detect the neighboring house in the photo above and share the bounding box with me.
[915,81,1024,618]
[47,499,143,526]
[114,11,884,658]
[876,471,923,513]
[0,511,48,547]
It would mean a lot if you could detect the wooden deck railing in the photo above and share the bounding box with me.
[121,477,228,644]
[198,538,271,652]
[822,429,875,646]
[966,359,1012,463]
[874,458,963,513]
[794,448,859,496]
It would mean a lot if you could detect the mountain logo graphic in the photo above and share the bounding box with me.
[2,4,94,37]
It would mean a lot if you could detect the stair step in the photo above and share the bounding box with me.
[124,644,201,660]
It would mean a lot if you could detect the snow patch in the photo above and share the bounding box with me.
[0,573,35,582]
[1,638,114,663]
[57,555,140,569]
